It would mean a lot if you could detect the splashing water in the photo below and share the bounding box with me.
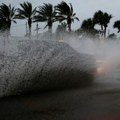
[0,36,96,97]
[66,36,120,84]
[1,34,120,97]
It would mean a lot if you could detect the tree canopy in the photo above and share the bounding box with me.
[55,1,79,32]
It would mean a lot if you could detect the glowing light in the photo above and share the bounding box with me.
[96,60,108,74]
[97,66,106,74]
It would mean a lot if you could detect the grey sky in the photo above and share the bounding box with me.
[0,0,120,36]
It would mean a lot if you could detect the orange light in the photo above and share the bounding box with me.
[97,66,106,74]
[96,59,108,74]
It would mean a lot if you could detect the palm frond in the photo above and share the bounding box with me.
[16,1,36,19]
[113,20,120,32]
[34,3,57,30]
[44,23,48,29]
[55,1,70,15]
[74,17,79,21]
[0,3,16,20]
[33,15,47,22]
[55,1,79,31]
[12,20,17,24]
[69,3,73,16]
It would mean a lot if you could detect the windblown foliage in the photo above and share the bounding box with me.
[16,1,36,37]
[0,3,16,34]
[55,1,79,32]
[34,3,56,33]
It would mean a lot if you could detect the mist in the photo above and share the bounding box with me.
[65,35,120,72]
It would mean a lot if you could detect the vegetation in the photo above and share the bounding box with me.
[34,3,56,33]
[0,1,119,39]
[113,20,120,33]
[107,33,117,39]
[0,3,16,35]
[16,1,36,38]
[56,22,67,33]
[56,22,67,40]
[55,1,79,32]
[93,10,112,38]
[81,18,95,30]
[75,18,98,38]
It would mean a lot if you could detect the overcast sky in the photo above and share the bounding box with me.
[0,0,120,36]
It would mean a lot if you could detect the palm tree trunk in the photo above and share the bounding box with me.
[48,20,52,40]
[6,20,11,44]
[48,20,52,33]
[48,25,52,33]
[67,17,71,32]
[48,25,52,40]
[7,20,11,36]
[101,25,104,38]
[28,18,32,39]
[68,24,71,32]
[101,25,103,31]
[104,27,107,38]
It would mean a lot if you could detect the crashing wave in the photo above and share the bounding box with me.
[0,40,96,97]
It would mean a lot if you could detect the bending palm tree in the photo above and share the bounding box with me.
[103,13,112,37]
[93,10,104,30]
[56,22,67,40]
[55,1,79,32]
[0,3,16,35]
[81,18,95,30]
[16,1,36,38]
[93,10,112,38]
[34,3,56,33]
[81,18,97,37]
[113,20,120,33]
[57,22,67,32]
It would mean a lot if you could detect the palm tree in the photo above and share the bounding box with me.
[56,22,67,40]
[56,22,67,32]
[103,13,112,37]
[34,3,56,33]
[93,10,112,38]
[80,18,97,37]
[93,10,104,30]
[107,33,117,39]
[113,20,120,33]
[0,17,6,32]
[55,1,79,32]
[81,18,95,30]
[16,1,36,38]
[0,3,16,35]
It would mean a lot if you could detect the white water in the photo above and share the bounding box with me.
[66,36,120,85]
[0,36,96,97]
[1,34,120,97]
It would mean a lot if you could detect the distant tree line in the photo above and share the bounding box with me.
[0,1,120,39]
[0,1,79,38]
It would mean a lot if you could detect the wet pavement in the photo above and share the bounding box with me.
[1,70,120,120]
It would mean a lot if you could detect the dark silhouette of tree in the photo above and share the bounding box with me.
[93,10,112,38]
[93,11,104,30]
[103,13,112,37]
[81,18,95,30]
[107,33,117,39]
[34,3,56,33]
[16,1,36,38]
[0,18,7,32]
[78,18,97,38]
[0,3,16,35]
[56,22,67,40]
[113,20,120,33]
[56,22,67,33]
[55,1,79,32]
